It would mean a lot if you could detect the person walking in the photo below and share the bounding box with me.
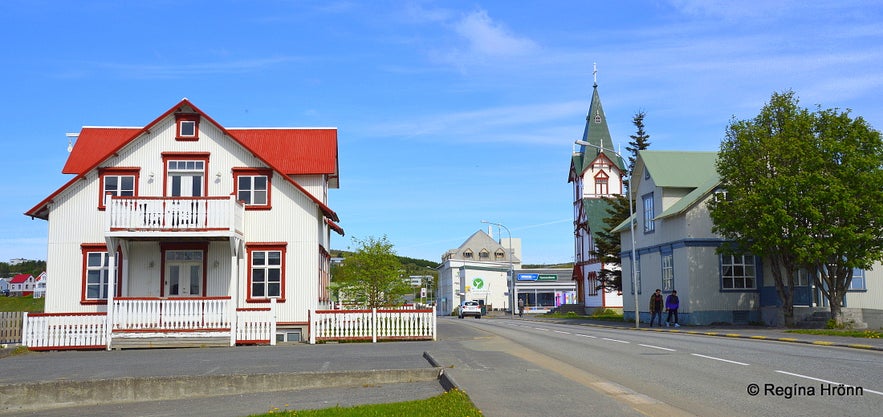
[665,290,680,327]
[517,298,524,318]
[649,289,664,327]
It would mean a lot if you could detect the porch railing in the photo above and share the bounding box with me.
[106,195,244,233]
[309,307,436,344]
[112,297,232,331]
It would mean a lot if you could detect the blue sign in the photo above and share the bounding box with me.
[517,273,539,281]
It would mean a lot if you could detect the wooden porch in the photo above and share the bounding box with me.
[105,195,244,235]
[22,297,275,350]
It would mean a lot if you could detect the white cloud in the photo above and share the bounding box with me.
[452,9,536,57]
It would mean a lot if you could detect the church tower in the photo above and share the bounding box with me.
[568,65,626,310]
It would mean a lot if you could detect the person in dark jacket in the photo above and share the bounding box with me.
[649,289,664,327]
[665,290,680,327]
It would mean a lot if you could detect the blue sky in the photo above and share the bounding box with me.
[2,1,883,265]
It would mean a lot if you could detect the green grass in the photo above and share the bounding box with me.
[784,329,882,339]
[0,296,44,312]
[250,388,482,417]
[543,308,624,321]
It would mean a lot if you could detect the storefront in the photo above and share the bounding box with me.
[513,268,576,314]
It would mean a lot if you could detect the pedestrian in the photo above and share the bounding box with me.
[649,289,664,327]
[517,298,524,318]
[665,290,680,327]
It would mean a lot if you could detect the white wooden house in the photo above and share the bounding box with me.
[33,271,46,298]
[24,99,343,348]
[8,274,35,296]
[616,150,883,328]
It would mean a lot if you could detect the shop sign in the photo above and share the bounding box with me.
[517,273,538,281]
[537,274,558,281]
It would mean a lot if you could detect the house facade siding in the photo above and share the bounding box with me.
[30,100,341,340]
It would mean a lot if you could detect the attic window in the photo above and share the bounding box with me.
[463,250,473,259]
[479,249,490,260]
[594,110,602,124]
[175,113,200,141]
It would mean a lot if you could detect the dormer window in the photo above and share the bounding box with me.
[495,249,505,259]
[175,113,200,141]
[463,250,473,259]
[479,249,490,260]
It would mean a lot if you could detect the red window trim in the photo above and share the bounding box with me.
[246,242,287,303]
[97,167,140,210]
[175,113,201,141]
[159,242,209,297]
[161,152,210,197]
[80,243,123,305]
[232,167,273,210]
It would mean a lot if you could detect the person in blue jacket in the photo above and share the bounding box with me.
[665,290,680,327]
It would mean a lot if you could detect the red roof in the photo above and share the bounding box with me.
[10,274,33,284]
[26,99,341,223]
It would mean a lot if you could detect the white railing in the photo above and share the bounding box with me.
[112,297,232,331]
[22,312,107,349]
[236,305,276,345]
[309,307,436,344]
[106,195,244,233]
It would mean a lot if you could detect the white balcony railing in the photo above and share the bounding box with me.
[106,195,244,234]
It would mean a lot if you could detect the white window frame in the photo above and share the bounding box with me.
[721,254,757,290]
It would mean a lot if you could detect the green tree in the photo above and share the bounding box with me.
[710,91,883,326]
[333,235,411,308]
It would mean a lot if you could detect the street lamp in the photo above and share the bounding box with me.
[574,140,640,328]
[481,219,515,318]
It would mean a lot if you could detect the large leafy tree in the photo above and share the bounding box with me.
[333,235,411,308]
[710,91,883,326]
[594,110,651,292]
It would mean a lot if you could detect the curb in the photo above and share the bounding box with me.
[0,367,444,414]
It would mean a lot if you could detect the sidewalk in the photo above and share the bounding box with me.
[521,314,883,351]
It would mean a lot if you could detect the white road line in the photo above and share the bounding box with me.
[776,370,883,396]
[690,353,749,366]
[555,330,571,335]
[534,327,549,331]
[602,337,629,344]
[575,334,597,338]
[639,344,676,352]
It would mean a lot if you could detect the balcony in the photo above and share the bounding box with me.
[105,195,244,238]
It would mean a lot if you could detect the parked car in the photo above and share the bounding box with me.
[459,300,482,319]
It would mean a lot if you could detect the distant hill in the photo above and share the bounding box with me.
[330,250,571,270]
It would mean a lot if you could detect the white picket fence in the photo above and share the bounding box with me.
[309,307,436,344]
[21,298,276,350]
[22,313,108,349]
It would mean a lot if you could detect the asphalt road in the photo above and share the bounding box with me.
[1,316,882,417]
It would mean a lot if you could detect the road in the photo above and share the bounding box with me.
[434,317,883,417]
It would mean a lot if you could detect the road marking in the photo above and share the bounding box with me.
[690,353,749,366]
[639,343,676,352]
[776,370,883,396]
[534,327,549,331]
[555,330,571,335]
[575,333,597,338]
[602,337,629,344]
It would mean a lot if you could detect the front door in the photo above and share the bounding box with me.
[164,250,203,297]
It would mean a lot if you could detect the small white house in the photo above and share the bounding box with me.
[25,99,343,348]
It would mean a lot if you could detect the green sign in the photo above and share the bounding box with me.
[537,274,557,281]
[472,278,485,289]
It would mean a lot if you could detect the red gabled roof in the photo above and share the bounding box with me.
[63,127,141,174]
[230,128,338,175]
[26,99,340,222]
[10,274,33,284]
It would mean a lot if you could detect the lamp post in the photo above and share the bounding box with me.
[481,220,515,318]
[574,140,640,328]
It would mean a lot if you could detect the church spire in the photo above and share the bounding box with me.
[580,64,612,156]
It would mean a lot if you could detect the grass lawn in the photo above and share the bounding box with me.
[784,329,882,338]
[0,296,44,312]
[248,388,482,417]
